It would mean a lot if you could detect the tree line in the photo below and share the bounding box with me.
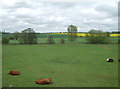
[2,25,119,44]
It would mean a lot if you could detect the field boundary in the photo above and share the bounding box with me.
[4,43,119,45]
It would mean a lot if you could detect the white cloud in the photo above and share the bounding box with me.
[0,0,118,32]
[16,8,31,15]
[1,0,16,6]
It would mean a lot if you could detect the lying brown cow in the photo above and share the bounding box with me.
[36,77,52,85]
[8,70,20,75]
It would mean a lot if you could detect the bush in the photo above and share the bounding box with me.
[85,29,110,44]
[60,38,65,44]
[9,36,14,40]
[47,36,55,44]
[118,39,120,44]
[2,37,9,44]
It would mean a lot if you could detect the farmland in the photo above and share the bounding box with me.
[2,43,118,87]
[2,33,119,87]
[1,0,119,87]
[2,33,119,44]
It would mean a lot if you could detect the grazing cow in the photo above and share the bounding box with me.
[36,77,52,85]
[107,58,113,62]
[8,70,20,75]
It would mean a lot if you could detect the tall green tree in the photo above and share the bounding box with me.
[85,29,110,44]
[19,28,37,44]
[67,25,78,41]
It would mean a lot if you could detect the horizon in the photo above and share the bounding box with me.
[1,30,120,33]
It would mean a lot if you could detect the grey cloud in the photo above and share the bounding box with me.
[1,1,118,32]
[95,4,118,18]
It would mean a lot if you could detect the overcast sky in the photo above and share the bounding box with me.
[0,0,119,33]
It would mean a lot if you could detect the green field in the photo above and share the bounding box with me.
[2,44,118,87]
[2,33,119,44]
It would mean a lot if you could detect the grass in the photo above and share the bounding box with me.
[2,44,118,87]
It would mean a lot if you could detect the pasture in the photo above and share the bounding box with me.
[2,33,119,44]
[2,44,118,87]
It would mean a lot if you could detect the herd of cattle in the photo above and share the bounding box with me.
[8,70,52,85]
[7,58,119,87]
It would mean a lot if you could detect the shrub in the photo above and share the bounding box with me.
[2,37,9,44]
[60,38,65,44]
[85,29,110,44]
[47,36,55,44]
[118,39,120,44]
[9,36,14,40]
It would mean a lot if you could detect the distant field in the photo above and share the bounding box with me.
[2,44,118,87]
[2,33,119,44]
[50,33,120,37]
[9,37,88,44]
[9,37,118,44]
[2,33,120,38]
